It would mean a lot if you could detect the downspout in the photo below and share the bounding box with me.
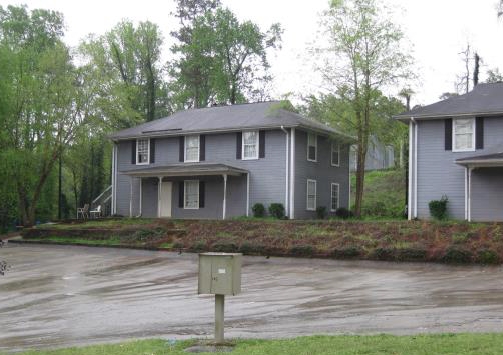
[289,128,296,219]
[111,143,115,215]
[281,126,289,217]
[413,118,418,219]
[114,144,118,215]
[407,121,413,220]
[410,117,418,219]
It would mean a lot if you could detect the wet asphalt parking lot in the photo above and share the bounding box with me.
[1,243,503,351]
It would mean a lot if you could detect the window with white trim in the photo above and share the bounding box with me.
[184,180,199,209]
[453,118,475,152]
[307,133,317,161]
[185,135,200,162]
[242,131,259,160]
[306,179,316,211]
[331,142,340,166]
[330,183,339,212]
[136,138,149,165]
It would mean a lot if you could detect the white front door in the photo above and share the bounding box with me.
[160,181,172,217]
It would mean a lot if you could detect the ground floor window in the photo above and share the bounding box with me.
[306,179,316,210]
[331,183,339,212]
[184,180,199,209]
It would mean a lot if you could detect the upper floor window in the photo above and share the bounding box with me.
[331,142,340,166]
[330,183,339,212]
[453,118,475,152]
[243,131,259,160]
[307,133,317,162]
[185,135,200,162]
[306,179,316,211]
[136,138,149,165]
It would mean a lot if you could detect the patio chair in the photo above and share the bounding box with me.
[89,205,101,219]
[77,204,89,219]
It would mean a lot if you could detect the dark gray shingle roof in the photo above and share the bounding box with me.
[110,101,354,141]
[395,83,503,120]
[120,163,248,177]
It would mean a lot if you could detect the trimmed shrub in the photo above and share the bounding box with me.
[252,203,265,218]
[335,207,352,219]
[477,249,500,264]
[212,242,238,253]
[332,246,362,259]
[268,203,285,219]
[316,206,327,219]
[429,196,448,220]
[441,246,472,263]
[289,245,314,256]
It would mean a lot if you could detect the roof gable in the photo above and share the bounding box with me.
[395,83,503,120]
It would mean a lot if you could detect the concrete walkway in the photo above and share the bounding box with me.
[1,244,503,351]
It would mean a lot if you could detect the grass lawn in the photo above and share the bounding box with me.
[12,334,503,355]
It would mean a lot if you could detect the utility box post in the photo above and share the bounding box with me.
[198,252,242,344]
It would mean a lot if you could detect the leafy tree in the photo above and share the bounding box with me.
[170,4,282,107]
[486,68,503,83]
[0,5,84,226]
[79,20,167,126]
[314,0,413,216]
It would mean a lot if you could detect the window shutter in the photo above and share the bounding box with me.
[200,135,206,161]
[199,181,205,208]
[149,138,155,163]
[445,118,452,151]
[259,130,265,158]
[476,117,484,149]
[179,136,185,162]
[131,140,136,164]
[236,132,242,159]
[178,181,184,208]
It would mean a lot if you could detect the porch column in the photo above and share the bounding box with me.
[139,178,142,216]
[222,174,228,220]
[464,167,468,220]
[246,173,250,217]
[129,177,133,218]
[468,167,473,222]
[157,176,162,218]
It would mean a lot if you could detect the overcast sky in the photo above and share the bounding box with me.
[2,0,502,107]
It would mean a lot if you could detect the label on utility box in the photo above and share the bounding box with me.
[218,269,226,274]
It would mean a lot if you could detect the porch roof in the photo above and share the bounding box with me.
[120,163,248,177]
[456,152,503,167]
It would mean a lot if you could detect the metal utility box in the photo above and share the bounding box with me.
[198,252,242,296]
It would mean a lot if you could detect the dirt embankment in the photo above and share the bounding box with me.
[21,219,503,264]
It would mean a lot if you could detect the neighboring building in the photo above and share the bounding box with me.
[395,83,503,222]
[109,101,354,219]
[349,136,395,172]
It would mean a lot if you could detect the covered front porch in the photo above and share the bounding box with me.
[457,152,503,222]
[121,164,249,220]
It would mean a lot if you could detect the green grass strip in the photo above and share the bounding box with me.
[10,334,503,355]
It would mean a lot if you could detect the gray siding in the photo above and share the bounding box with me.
[116,130,287,217]
[116,141,141,217]
[115,127,351,219]
[416,117,503,220]
[471,168,503,222]
[293,129,350,219]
